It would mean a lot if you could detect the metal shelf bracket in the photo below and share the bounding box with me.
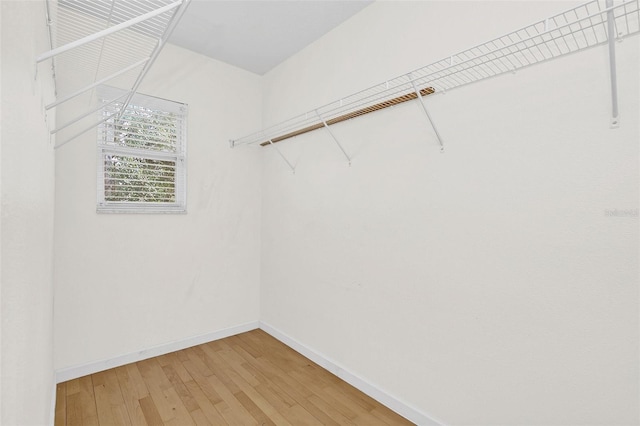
[268,139,296,174]
[316,110,352,166]
[410,77,444,152]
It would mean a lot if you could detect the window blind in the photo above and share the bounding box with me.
[97,86,187,213]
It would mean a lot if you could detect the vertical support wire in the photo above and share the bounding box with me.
[544,21,564,56]
[490,40,517,70]
[88,0,117,108]
[621,0,631,33]
[606,0,620,127]
[44,0,58,96]
[586,3,603,43]
[523,27,547,60]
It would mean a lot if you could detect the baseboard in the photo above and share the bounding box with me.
[53,319,442,425]
[55,321,260,383]
[259,321,443,426]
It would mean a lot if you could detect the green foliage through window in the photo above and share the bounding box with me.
[97,88,186,213]
[111,104,178,152]
[103,156,176,203]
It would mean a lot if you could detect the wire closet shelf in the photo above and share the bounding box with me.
[38,0,190,148]
[230,0,640,148]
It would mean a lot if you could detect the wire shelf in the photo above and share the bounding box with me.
[231,0,640,148]
[40,0,190,147]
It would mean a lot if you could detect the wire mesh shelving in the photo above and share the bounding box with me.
[230,0,639,149]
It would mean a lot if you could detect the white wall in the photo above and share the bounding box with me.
[53,44,263,370]
[260,2,639,425]
[1,1,57,424]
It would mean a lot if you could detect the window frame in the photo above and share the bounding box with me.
[96,88,187,214]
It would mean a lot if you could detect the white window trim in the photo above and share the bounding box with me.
[96,87,187,214]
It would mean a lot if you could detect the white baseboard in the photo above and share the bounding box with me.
[53,320,442,425]
[259,321,443,426]
[55,321,259,383]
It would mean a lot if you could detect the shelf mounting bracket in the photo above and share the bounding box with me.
[410,78,444,152]
[268,139,296,174]
[316,110,351,165]
[606,0,619,128]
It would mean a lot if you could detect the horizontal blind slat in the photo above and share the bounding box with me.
[99,145,183,160]
[98,86,187,115]
[105,112,183,126]
[104,140,178,152]
[103,176,176,184]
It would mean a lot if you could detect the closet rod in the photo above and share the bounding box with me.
[255,87,435,147]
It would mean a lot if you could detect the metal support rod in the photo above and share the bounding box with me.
[54,114,115,149]
[51,92,130,134]
[44,0,57,96]
[410,79,444,151]
[116,0,190,121]
[268,140,296,173]
[315,110,351,165]
[90,0,118,107]
[115,38,162,120]
[36,0,182,63]
[605,0,619,127]
[45,58,149,110]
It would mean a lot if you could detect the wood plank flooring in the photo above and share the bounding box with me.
[55,329,414,425]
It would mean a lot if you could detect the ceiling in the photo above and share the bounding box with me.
[169,0,373,75]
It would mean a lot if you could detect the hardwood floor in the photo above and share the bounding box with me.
[55,329,414,425]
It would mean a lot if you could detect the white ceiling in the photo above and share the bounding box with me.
[169,0,373,75]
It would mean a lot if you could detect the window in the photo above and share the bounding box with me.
[97,87,187,213]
